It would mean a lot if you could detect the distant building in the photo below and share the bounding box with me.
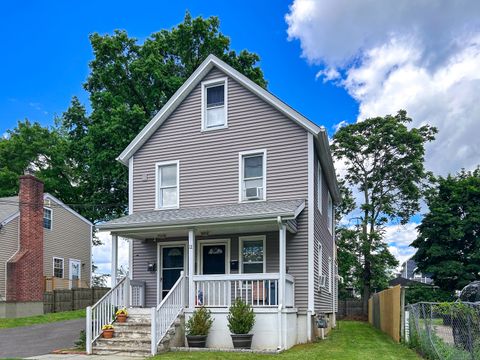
[398,258,433,285]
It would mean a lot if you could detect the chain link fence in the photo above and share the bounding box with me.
[406,302,480,359]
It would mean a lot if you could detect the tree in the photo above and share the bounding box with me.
[412,168,480,292]
[58,12,266,222]
[332,110,437,312]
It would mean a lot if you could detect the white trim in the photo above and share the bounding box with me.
[238,149,267,203]
[53,257,65,278]
[317,160,323,213]
[328,256,332,294]
[158,241,187,304]
[307,133,315,341]
[117,54,321,165]
[43,207,53,230]
[43,194,93,226]
[1,212,19,226]
[197,239,230,275]
[201,77,228,131]
[90,225,93,286]
[238,235,267,274]
[129,156,134,214]
[155,160,180,210]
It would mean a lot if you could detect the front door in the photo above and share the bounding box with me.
[202,244,226,274]
[69,259,81,289]
[160,246,185,300]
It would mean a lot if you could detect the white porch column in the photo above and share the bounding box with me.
[278,222,287,308]
[188,229,195,309]
[111,234,118,288]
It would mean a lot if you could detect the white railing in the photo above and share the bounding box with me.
[151,271,186,355]
[86,276,130,354]
[192,273,295,308]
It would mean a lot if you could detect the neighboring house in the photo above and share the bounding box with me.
[90,54,340,354]
[0,173,93,318]
[398,258,433,285]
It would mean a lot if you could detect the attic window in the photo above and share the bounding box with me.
[202,78,228,130]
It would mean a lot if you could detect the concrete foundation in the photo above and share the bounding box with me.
[0,301,44,318]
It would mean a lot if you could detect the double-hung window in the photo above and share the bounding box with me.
[317,161,323,212]
[43,208,52,229]
[240,150,266,201]
[327,192,334,233]
[328,257,333,293]
[202,78,228,130]
[53,257,64,278]
[240,236,266,273]
[156,161,179,209]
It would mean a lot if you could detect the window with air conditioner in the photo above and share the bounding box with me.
[202,78,228,130]
[156,161,179,209]
[239,150,266,202]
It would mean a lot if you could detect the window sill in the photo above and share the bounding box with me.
[201,124,228,132]
[154,206,179,211]
[239,199,267,204]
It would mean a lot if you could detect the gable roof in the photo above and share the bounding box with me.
[0,193,93,227]
[117,54,340,202]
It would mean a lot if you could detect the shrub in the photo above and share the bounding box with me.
[227,298,255,334]
[186,307,213,336]
[74,330,86,350]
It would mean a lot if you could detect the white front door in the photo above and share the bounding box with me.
[69,259,81,289]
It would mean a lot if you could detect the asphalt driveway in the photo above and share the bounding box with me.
[0,318,84,359]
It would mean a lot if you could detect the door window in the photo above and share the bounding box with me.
[161,246,184,299]
[202,245,226,275]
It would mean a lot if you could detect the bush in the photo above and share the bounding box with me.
[185,306,213,336]
[227,298,255,334]
[405,284,453,305]
[74,330,86,350]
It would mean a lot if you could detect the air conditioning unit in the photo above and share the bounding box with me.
[317,274,327,290]
[245,187,262,200]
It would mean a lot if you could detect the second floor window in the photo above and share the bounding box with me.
[328,192,334,233]
[202,78,228,130]
[240,150,266,201]
[156,161,179,209]
[43,208,52,229]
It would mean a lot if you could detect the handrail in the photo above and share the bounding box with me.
[86,276,130,354]
[151,271,185,355]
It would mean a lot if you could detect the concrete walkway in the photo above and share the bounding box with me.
[28,355,142,360]
[0,318,85,359]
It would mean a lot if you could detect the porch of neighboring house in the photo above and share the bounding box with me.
[87,200,305,355]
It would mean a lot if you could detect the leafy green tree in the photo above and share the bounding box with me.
[412,168,480,292]
[332,110,437,312]
[59,12,266,222]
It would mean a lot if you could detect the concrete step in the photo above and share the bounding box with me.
[93,347,150,357]
[114,320,151,327]
[96,337,151,348]
[114,328,151,340]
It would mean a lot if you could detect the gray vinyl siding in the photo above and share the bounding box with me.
[43,199,91,286]
[0,217,19,300]
[131,66,310,311]
[313,149,335,314]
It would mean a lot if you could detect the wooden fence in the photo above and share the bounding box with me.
[368,285,405,342]
[44,276,89,291]
[337,299,365,319]
[43,288,109,313]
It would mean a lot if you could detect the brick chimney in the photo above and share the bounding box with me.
[6,173,44,302]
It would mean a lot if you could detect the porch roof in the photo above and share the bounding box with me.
[97,199,305,232]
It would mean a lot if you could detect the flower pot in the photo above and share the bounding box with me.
[231,334,253,349]
[116,314,127,323]
[102,329,114,339]
[186,335,207,348]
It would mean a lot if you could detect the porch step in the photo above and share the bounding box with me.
[93,347,151,357]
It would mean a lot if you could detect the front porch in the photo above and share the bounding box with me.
[88,199,305,355]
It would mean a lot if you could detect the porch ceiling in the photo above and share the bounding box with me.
[97,199,305,239]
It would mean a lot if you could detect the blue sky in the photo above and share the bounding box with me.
[0,0,357,137]
[3,1,480,275]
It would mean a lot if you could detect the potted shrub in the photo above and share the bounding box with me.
[185,306,213,348]
[101,324,114,338]
[227,298,256,349]
[115,308,128,323]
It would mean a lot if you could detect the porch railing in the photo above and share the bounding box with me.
[151,271,186,355]
[192,273,295,308]
[86,276,130,354]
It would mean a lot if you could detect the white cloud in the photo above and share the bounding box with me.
[286,0,480,262]
[92,231,129,286]
[384,223,419,267]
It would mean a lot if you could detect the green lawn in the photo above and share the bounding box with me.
[152,321,420,360]
[0,309,85,329]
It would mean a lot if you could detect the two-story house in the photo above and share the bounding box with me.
[89,54,340,355]
[0,173,93,318]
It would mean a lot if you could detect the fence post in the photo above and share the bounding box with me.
[86,306,92,354]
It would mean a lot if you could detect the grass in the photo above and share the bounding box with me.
[151,321,420,360]
[0,309,85,329]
